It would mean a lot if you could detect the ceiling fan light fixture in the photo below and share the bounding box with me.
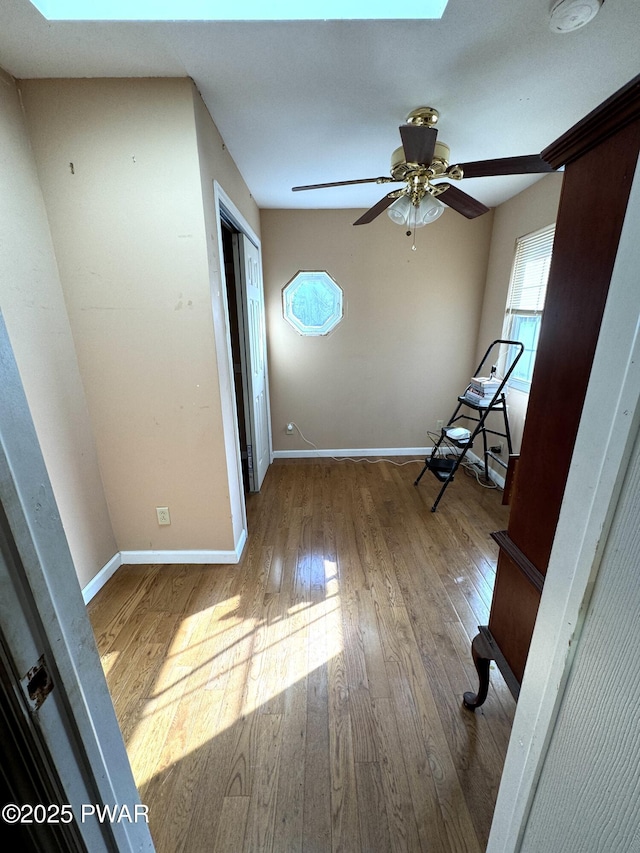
[387,194,412,225]
[549,0,603,33]
[415,193,445,225]
[387,193,444,228]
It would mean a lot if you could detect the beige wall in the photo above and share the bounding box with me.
[475,173,563,466]
[261,207,494,451]
[19,77,259,555]
[0,69,117,588]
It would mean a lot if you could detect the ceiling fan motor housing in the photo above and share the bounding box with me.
[390,141,451,179]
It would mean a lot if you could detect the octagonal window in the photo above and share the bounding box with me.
[282,271,343,336]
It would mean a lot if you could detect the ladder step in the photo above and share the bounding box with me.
[427,458,456,482]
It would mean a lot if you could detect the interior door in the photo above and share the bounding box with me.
[237,233,271,491]
[0,314,153,853]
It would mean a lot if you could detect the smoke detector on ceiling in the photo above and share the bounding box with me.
[549,0,603,33]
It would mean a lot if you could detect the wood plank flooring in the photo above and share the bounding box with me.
[88,458,515,853]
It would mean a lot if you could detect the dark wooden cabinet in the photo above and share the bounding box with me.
[464,75,640,709]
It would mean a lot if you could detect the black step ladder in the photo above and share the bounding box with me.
[414,339,524,512]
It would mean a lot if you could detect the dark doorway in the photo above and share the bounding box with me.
[220,221,250,493]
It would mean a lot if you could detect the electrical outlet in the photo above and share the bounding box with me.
[490,444,503,454]
[156,506,171,526]
[286,423,294,435]
[436,419,444,431]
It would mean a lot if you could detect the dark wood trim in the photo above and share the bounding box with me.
[480,626,521,700]
[462,630,493,710]
[463,626,521,711]
[490,530,545,594]
[542,74,640,168]
[502,453,520,506]
[471,75,640,718]
[509,118,640,573]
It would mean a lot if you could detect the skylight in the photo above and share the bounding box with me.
[29,0,448,21]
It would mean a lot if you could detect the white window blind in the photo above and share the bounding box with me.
[503,223,555,390]
[506,224,556,314]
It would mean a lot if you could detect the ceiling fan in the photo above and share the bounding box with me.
[292,106,555,227]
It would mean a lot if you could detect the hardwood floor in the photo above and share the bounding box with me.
[88,458,515,853]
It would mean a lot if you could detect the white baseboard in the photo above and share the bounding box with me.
[118,549,241,565]
[273,446,507,489]
[273,447,431,459]
[82,552,122,604]
[234,527,248,561]
[82,529,248,604]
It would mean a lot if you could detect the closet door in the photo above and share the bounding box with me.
[238,233,271,491]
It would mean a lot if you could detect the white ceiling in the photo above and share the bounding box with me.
[1,0,639,212]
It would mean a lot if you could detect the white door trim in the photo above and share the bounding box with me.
[487,158,640,851]
[213,183,273,493]
[211,182,249,546]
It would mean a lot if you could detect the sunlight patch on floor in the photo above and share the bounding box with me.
[125,578,343,786]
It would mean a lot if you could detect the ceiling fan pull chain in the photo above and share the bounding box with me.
[410,205,418,251]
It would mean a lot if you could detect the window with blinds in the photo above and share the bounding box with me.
[503,223,555,391]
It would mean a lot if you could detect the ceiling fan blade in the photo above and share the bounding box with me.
[399,124,437,166]
[292,177,396,192]
[457,154,555,179]
[353,193,398,226]
[438,184,490,219]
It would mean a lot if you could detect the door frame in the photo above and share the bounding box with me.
[213,182,273,502]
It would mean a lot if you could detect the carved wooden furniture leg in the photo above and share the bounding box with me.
[463,630,493,711]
